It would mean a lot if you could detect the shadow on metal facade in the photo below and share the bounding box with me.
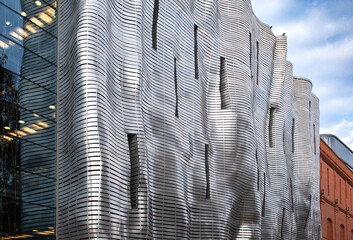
[57,0,321,239]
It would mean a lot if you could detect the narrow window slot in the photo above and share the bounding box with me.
[128,134,139,209]
[205,144,210,199]
[281,208,285,239]
[269,108,275,147]
[249,32,252,74]
[194,25,199,79]
[313,124,316,155]
[174,57,179,117]
[309,101,311,124]
[257,168,260,191]
[290,178,294,212]
[262,172,266,216]
[304,195,312,228]
[256,40,259,85]
[283,124,286,154]
[292,118,295,153]
[255,150,258,163]
[220,57,230,109]
[152,0,159,50]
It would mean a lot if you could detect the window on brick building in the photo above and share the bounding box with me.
[339,179,342,203]
[327,168,330,195]
[327,218,333,240]
[340,224,345,240]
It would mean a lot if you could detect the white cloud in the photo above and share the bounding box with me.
[290,36,353,81]
[252,0,353,134]
[251,0,296,22]
[321,119,353,151]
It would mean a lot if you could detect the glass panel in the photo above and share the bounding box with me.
[0,0,56,238]
[0,0,58,37]
[0,4,57,63]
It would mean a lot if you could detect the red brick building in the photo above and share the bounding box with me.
[320,138,353,239]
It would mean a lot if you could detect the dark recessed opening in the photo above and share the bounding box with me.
[194,25,199,79]
[128,134,139,209]
[205,144,210,199]
[174,57,179,117]
[152,0,159,50]
[220,57,230,109]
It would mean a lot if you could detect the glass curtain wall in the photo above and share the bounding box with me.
[0,0,57,239]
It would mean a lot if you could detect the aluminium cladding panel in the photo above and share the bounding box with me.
[57,0,147,239]
[57,0,321,239]
[140,0,273,238]
[283,61,297,239]
[293,77,321,239]
[261,35,294,240]
[311,93,321,238]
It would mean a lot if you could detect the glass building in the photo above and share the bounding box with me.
[0,0,57,239]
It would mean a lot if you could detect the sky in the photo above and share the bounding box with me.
[251,0,353,150]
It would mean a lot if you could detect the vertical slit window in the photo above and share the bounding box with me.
[205,144,210,199]
[281,208,285,239]
[174,57,179,117]
[269,108,275,147]
[249,32,252,75]
[257,168,260,191]
[305,195,312,228]
[309,101,311,124]
[283,124,286,154]
[152,0,159,50]
[292,118,295,153]
[256,150,258,163]
[262,172,266,216]
[128,134,139,209]
[194,25,199,79]
[256,40,259,85]
[220,57,230,109]
[313,124,316,155]
[290,178,294,212]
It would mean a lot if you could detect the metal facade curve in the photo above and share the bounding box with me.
[57,0,321,239]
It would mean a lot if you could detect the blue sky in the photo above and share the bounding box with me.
[252,0,353,150]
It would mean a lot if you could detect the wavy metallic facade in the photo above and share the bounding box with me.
[57,0,321,239]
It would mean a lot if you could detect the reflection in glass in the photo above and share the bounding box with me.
[0,0,57,239]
